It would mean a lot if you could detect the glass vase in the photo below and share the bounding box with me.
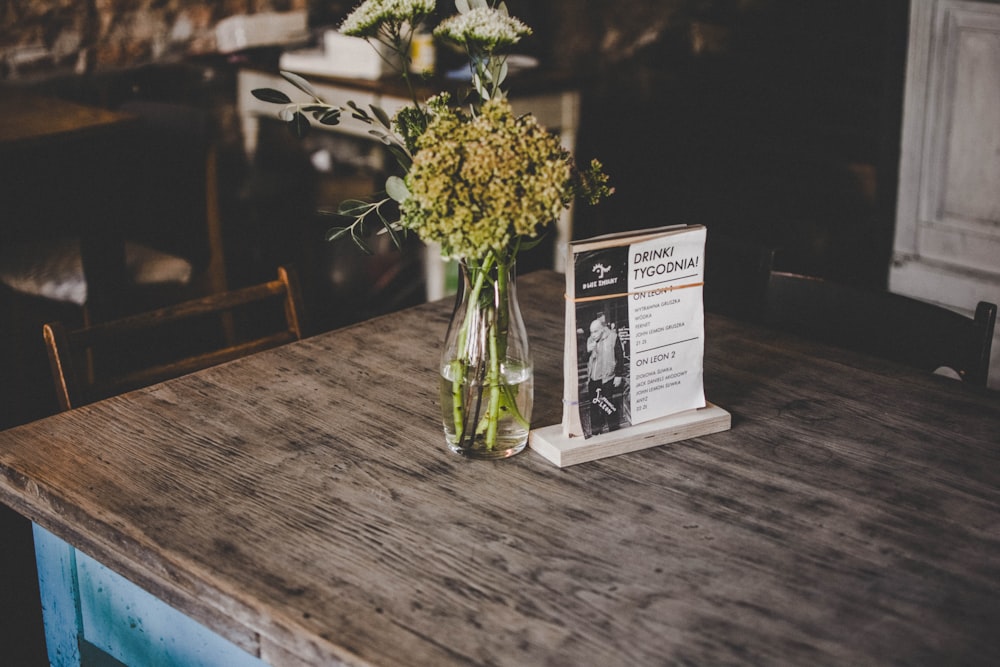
[439,256,533,459]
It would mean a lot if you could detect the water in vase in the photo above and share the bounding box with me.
[439,361,533,459]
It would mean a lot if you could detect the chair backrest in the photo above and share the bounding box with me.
[704,231,776,320]
[116,99,227,297]
[763,270,996,386]
[44,267,305,411]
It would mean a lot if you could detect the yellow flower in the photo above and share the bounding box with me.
[401,99,572,261]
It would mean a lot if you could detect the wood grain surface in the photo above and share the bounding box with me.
[0,88,136,147]
[1,270,999,666]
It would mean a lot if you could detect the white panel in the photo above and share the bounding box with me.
[915,1,1000,270]
[940,21,1000,222]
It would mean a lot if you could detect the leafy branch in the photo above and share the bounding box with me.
[251,71,419,251]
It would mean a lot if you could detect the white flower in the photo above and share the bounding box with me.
[435,6,531,50]
[341,0,436,37]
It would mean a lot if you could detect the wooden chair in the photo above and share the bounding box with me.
[43,267,305,411]
[763,270,996,386]
[0,99,227,318]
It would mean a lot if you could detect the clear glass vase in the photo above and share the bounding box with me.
[439,255,533,459]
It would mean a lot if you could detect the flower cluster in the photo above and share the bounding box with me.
[401,98,571,260]
[340,0,435,38]
[434,7,531,50]
[251,0,611,259]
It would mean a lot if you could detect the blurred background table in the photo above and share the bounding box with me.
[0,88,138,318]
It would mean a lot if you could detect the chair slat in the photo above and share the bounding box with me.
[43,267,306,410]
[68,280,288,347]
[93,331,299,400]
[763,270,996,386]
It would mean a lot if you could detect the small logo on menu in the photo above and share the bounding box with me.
[582,260,620,290]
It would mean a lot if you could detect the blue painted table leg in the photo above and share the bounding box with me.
[33,523,83,667]
[32,523,271,667]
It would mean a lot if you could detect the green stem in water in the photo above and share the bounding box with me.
[452,251,531,451]
[485,308,501,448]
[451,253,495,442]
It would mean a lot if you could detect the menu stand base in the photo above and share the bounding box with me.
[529,403,731,467]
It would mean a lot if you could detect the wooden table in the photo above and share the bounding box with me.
[1,270,999,666]
[0,89,135,147]
[0,88,138,317]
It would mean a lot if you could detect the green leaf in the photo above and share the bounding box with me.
[519,232,548,251]
[325,227,352,242]
[252,88,291,104]
[280,71,320,100]
[386,145,412,171]
[385,223,404,249]
[385,175,409,203]
[368,129,393,145]
[352,228,374,255]
[289,111,310,138]
[370,105,392,129]
[376,210,403,248]
[338,199,372,215]
[315,109,342,125]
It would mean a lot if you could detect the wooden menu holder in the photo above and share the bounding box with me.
[529,403,731,467]
[528,224,732,467]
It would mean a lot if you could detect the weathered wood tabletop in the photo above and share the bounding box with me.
[1,270,999,666]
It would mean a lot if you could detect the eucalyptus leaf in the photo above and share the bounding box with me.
[290,111,310,138]
[338,199,373,215]
[281,71,320,100]
[368,129,393,145]
[472,72,487,98]
[316,109,342,125]
[519,233,548,251]
[456,0,471,14]
[385,223,404,249]
[370,105,392,129]
[377,211,403,248]
[385,175,410,203]
[251,88,291,104]
[325,227,352,242]
[351,229,374,255]
[386,145,412,171]
[346,101,369,122]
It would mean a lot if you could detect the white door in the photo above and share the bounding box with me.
[892,0,1000,387]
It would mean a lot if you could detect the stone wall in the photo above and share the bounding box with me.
[1,0,750,81]
[0,0,309,79]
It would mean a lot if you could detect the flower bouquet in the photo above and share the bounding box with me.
[252,0,611,457]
